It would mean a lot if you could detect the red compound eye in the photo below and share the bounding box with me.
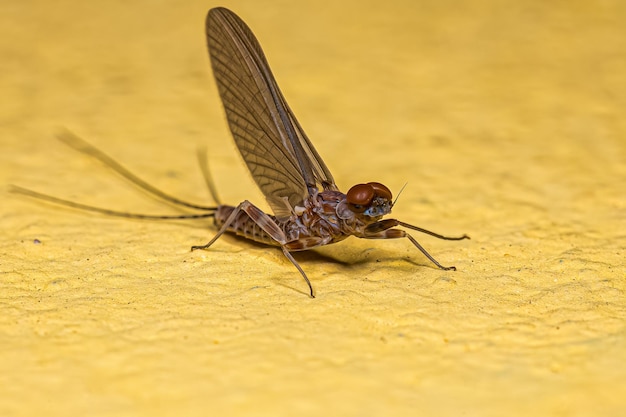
[347,183,374,206]
[368,182,392,200]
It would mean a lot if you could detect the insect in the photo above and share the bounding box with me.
[12,7,469,297]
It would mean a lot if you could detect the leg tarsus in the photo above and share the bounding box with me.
[405,233,457,270]
[191,203,243,251]
[282,247,315,298]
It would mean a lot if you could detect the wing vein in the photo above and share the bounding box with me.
[206,7,337,219]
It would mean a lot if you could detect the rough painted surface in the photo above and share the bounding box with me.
[1,1,625,416]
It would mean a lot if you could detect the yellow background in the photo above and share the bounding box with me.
[2,0,625,416]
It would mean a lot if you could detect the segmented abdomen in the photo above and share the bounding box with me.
[214,205,280,246]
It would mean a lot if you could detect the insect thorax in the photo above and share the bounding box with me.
[284,190,379,247]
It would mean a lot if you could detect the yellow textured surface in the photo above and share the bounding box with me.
[2,1,625,416]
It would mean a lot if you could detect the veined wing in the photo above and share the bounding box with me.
[205,7,336,220]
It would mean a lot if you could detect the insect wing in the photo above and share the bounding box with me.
[205,7,336,220]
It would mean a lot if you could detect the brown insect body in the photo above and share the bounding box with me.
[215,184,393,251]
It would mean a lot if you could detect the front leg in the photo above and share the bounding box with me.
[365,219,469,241]
[362,219,469,270]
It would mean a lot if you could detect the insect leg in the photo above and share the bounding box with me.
[192,201,257,250]
[280,247,315,298]
[362,225,459,271]
[366,219,469,241]
[191,200,315,297]
[397,221,469,240]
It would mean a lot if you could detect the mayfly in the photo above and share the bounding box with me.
[12,7,469,297]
